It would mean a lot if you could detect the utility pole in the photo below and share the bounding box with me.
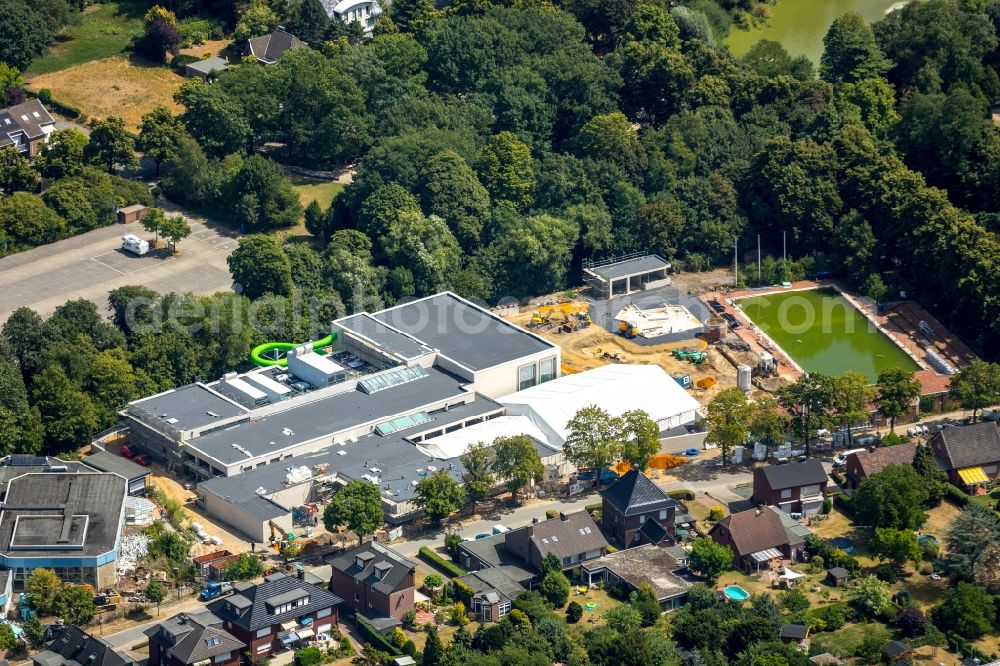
[783,231,787,279]
[757,234,761,285]
[733,238,738,287]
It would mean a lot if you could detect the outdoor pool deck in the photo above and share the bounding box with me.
[702,280,970,394]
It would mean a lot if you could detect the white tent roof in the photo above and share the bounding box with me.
[498,364,701,447]
[416,415,547,459]
[780,567,805,580]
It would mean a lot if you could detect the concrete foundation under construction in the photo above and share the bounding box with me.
[615,303,704,342]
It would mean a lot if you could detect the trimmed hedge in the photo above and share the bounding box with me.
[668,489,696,501]
[943,484,970,507]
[832,492,854,518]
[418,546,466,577]
[356,617,401,656]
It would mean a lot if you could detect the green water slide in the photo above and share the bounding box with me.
[250,333,336,367]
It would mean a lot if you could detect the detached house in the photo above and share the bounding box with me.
[929,422,1000,493]
[752,460,828,516]
[33,626,135,666]
[245,28,306,65]
[206,572,342,658]
[0,99,56,156]
[844,444,917,488]
[709,506,806,571]
[460,511,608,576]
[145,611,245,666]
[329,541,415,630]
[600,469,679,548]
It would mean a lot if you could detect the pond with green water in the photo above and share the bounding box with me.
[725,0,905,64]
[738,288,918,381]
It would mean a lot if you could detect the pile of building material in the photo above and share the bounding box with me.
[615,303,703,340]
[116,533,149,576]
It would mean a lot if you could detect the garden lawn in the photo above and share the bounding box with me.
[26,57,183,131]
[26,0,147,75]
[809,622,887,659]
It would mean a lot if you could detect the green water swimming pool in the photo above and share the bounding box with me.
[737,288,918,381]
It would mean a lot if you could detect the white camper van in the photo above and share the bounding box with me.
[121,234,149,256]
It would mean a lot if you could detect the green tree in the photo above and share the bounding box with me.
[820,12,891,83]
[688,537,732,583]
[174,80,251,158]
[622,3,680,48]
[0,192,64,247]
[390,0,435,33]
[138,105,183,177]
[860,273,886,309]
[224,552,265,581]
[618,409,659,471]
[853,464,928,530]
[22,616,46,648]
[488,212,578,299]
[781,587,810,614]
[777,373,835,457]
[32,365,98,452]
[911,443,947,506]
[949,359,1000,422]
[635,198,685,259]
[422,573,443,599]
[414,470,465,525]
[0,145,39,193]
[160,213,192,252]
[227,235,293,300]
[832,371,876,446]
[567,600,583,623]
[869,527,921,571]
[26,567,62,615]
[323,479,383,544]
[629,582,662,627]
[422,625,444,666]
[54,585,96,625]
[235,0,278,41]
[705,388,753,467]
[931,582,995,639]
[604,603,643,634]
[381,211,461,296]
[292,0,331,45]
[876,368,921,432]
[852,574,893,619]
[0,623,16,651]
[540,552,562,577]
[539,571,571,608]
[418,150,490,252]
[749,396,787,458]
[490,434,544,503]
[618,41,694,125]
[84,117,137,173]
[941,503,1000,591]
[228,155,303,230]
[563,405,623,473]
[480,131,534,212]
[146,580,167,615]
[35,128,88,179]
[0,0,51,70]
[459,441,494,510]
[742,40,796,78]
[574,112,646,180]
[141,206,167,246]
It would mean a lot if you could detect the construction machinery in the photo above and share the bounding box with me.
[530,303,591,330]
[671,348,707,364]
[268,520,295,552]
[618,321,639,339]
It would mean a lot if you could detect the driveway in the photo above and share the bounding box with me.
[0,213,237,321]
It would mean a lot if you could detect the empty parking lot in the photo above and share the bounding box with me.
[0,216,237,322]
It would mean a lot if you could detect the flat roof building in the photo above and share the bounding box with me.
[583,253,671,300]
[0,472,127,588]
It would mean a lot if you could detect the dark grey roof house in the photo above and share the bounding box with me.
[33,626,135,666]
[329,541,416,624]
[752,460,829,516]
[600,469,680,548]
[930,422,1000,490]
[144,611,245,666]
[456,567,525,623]
[245,28,306,65]
[208,573,343,632]
[0,99,56,155]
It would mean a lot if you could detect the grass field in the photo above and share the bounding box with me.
[26,0,147,76]
[27,56,183,130]
[293,180,345,210]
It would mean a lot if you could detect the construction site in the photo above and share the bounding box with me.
[507,298,744,406]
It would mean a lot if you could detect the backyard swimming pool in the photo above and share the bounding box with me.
[723,585,751,601]
[737,288,918,382]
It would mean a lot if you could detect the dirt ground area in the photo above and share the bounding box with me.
[149,471,250,556]
[178,39,232,58]
[504,304,737,406]
[29,56,184,130]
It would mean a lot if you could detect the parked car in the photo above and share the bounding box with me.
[133,454,151,466]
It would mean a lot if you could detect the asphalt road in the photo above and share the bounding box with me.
[0,213,237,321]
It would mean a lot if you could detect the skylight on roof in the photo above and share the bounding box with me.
[375,411,432,436]
[358,365,428,394]
[206,637,221,647]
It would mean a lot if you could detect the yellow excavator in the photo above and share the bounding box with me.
[269,520,291,552]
